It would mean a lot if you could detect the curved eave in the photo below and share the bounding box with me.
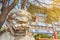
[29,29,53,34]
[29,22,47,27]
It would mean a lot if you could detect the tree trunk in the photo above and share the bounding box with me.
[0,0,19,29]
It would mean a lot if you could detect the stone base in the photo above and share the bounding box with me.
[0,32,35,40]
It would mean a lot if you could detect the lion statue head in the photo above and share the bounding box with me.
[6,9,32,35]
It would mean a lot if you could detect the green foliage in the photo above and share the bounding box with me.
[28,4,45,15]
[34,34,51,39]
[58,36,60,39]
[0,26,6,32]
[58,33,60,39]
[15,0,19,3]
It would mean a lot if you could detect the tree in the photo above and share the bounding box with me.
[28,0,60,24]
[0,0,19,29]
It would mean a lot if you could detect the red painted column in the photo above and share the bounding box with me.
[54,31,58,39]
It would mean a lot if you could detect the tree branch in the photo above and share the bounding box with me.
[8,0,19,11]
[21,0,28,9]
[2,0,8,7]
[35,0,52,5]
[34,0,47,12]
